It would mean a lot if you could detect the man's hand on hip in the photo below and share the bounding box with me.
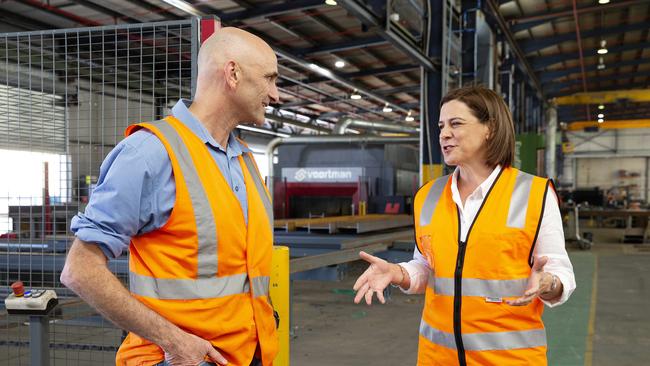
[163,331,228,365]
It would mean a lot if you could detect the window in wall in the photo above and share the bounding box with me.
[0,149,69,235]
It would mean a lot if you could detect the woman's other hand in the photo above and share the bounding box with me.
[506,256,561,306]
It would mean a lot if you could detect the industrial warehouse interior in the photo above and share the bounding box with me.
[1,0,650,365]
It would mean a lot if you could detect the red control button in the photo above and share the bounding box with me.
[11,281,25,297]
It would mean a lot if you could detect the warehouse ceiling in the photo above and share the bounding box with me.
[500,0,650,122]
[0,0,648,129]
[0,0,425,136]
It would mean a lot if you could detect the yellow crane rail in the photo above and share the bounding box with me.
[555,89,650,105]
[566,119,650,131]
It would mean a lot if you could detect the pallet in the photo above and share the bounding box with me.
[274,214,412,234]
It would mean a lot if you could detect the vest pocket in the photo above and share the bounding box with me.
[419,235,435,270]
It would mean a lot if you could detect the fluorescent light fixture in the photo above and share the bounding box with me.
[350,90,362,100]
[598,0,610,4]
[238,125,290,138]
[598,104,605,110]
[382,103,393,113]
[309,63,333,78]
[334,60,345,68]
[325,0,337,5]
[162,0,204,16]
[597,39,608,54]
[597,118,604,123]
[597,113,604,118]
[597,63,606,70]
[597,48,608,55]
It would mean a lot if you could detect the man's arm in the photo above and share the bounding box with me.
[61,238,227,364]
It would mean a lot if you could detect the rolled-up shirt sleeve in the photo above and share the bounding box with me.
[70,131,173,259]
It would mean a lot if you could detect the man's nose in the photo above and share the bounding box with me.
[269,83,280,104]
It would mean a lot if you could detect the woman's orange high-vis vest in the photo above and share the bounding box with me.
[413,167,553,366]
[116,116,278,366]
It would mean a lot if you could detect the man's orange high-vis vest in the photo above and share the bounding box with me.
[413,167,553,366]
[116,116,278,366]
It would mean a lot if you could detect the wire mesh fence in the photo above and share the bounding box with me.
[0,19,197,365]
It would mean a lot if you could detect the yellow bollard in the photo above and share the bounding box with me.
[271,246,290,366]
[359,201,367,216]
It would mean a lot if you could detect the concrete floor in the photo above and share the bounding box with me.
[290,227,650,366]
[1,227,649,365]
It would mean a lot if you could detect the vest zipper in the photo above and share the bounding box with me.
[453,206,467,366]
[454,237,467,366]
[451,168,504,365]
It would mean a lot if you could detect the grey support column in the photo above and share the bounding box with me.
[29,315,50,366]
[421,0,444,185]
[545,102,558,180]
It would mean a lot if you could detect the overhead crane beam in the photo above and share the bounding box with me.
[555,90,650,105]
[566,119,650,131]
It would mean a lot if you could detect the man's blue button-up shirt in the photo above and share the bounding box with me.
[70,99,250,259]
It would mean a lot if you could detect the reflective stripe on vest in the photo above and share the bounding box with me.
[507,171,534,228]
[251,276,270,298]
[149,119,218,277]
[420,320,547,351]
[241,153,273,231]
[419,175,449,227]
[129,272,271,300]
[131,272,248,300]
[128,119,272,300]
[429,273,528,298]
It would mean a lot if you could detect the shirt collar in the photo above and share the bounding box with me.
[451,164,502,202]
[171,99,251,157]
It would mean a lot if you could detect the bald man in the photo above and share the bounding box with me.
[61,27,280,366]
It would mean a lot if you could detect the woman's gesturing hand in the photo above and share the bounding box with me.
[353,251,401,305]
[506,256,560,306]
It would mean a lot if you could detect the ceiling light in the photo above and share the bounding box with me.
[162,0,204,16]
[405,110,414,122]
[597,63,606,70]
[325,0,337,5]
[382,103,393,113]
[334,60,345,68]
[597,113,604,118]
[598,104,605,110]
[350,90,362,100]
[309,63,333,78]
[598,0,610,4]
[597,39,608,54]
[597,118,604,123]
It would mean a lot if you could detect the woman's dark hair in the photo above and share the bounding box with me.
[441,85,516,168]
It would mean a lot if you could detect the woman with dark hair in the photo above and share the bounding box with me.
[353,85,575,365]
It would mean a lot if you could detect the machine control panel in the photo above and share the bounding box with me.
[4,281,58,315]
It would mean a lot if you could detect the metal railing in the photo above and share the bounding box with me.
[0,19,197,365]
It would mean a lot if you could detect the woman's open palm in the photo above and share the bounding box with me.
[353,251,394,305]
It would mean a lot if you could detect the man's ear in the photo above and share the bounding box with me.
[224,60,239,89]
